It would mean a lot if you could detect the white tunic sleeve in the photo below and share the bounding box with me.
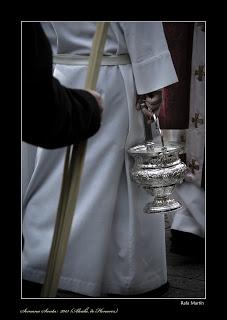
[120,22,178,94]
[41,22,58,54]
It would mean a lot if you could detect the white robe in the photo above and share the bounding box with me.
[171,23,205,238]
[22,22,178,296]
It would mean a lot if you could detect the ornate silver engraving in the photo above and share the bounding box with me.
[128,142,188,214]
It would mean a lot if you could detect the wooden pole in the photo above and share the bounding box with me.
[40,22,109,297]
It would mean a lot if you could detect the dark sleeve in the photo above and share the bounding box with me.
[22,22,101,149]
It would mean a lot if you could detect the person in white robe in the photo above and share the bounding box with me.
[169,22,205,257]
[22,22,178,297]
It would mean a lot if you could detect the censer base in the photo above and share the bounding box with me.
[144,198,182,214]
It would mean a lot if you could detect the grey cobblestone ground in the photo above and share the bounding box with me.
[163,216,205,298]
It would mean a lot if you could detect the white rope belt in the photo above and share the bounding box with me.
[53,54,131,66]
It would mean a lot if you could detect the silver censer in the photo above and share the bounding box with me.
[128,113,188,214]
